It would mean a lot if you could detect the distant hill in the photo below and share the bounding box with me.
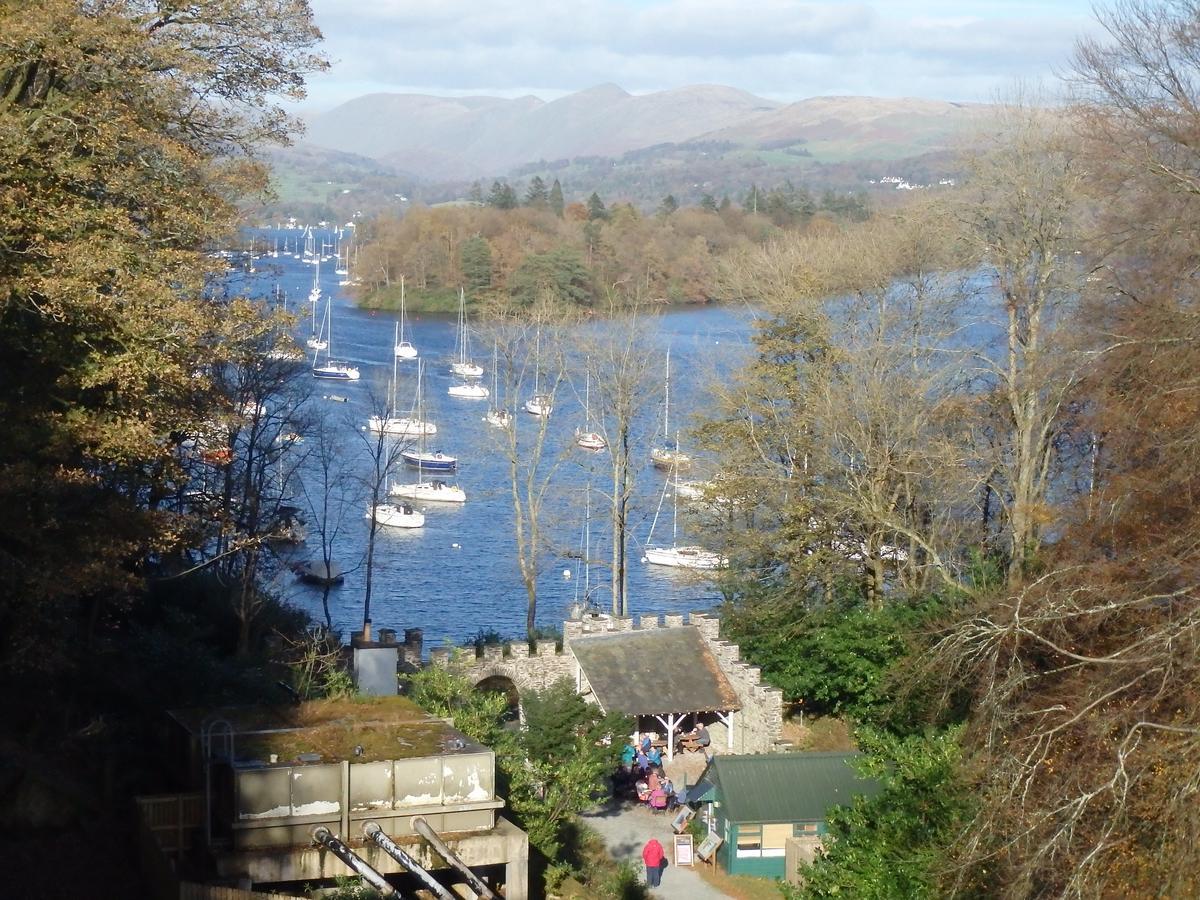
[303,84,782,179]
[301,85,986,181]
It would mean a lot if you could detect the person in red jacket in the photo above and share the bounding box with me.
[642,837,666,887]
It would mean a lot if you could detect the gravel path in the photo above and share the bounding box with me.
[581,797,731,899]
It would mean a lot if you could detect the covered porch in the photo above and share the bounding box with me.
[569,625,742,761]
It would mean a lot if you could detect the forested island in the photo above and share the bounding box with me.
[3,1,1200,899]
[349,181,869,313]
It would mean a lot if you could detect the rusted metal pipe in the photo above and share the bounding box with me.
[311,826,400,899]
[362,822,456,900]
[412,816,500,899]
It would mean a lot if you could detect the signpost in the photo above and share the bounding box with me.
[674,833,694,867]
[696,831,723,862]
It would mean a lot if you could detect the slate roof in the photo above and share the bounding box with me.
[570,626,740,716]
[702,752,881,824]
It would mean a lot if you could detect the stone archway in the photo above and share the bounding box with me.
[474,672,521,721]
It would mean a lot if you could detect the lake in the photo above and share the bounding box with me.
[228,228,756,647]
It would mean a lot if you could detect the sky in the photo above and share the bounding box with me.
[300,0,1102,112]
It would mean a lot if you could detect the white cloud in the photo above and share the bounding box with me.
[299,0,1100,111]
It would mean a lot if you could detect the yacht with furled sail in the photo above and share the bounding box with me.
[310,298,360,381]
[398,361,457,471]
[574,367,605,450]
[450,288,484,377]
[643,438,726,570]
[368,326,437,435]
[483,341,512,427]
[394,275,418,359]
[523,329,552,416]
[650,347,690,470]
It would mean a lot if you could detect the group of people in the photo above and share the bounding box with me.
[620,734,678,810]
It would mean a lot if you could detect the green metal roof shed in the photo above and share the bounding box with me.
[702,751,881,824]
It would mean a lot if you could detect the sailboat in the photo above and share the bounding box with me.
[400,361,457,471]
[523,330,553,416]
[450,288,484,377]
[368,325,437,435]
[484,341,512,428]
[574,367,605,450]
[571,479,599,608]
[650,347,691,470]
[305,271,327,350]
[394,276,418,359]
[643,441,726,570]
[311,298,360,381]
[308,255,322,305]
[368,499,425,529]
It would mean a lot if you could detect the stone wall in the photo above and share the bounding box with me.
[415,610,784,756]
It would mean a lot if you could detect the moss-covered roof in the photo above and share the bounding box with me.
[702,752,881,824]
[169,697,484,766]
[570,626,740,716]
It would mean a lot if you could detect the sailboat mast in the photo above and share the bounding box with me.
[672,431,681,545]
[584,478,591,601]
[399,275,406,343]
[391,322,399,412]
[664,346,671,437]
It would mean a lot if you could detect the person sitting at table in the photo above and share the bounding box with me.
[635,778,652,803]
[647,769,661,794]
[679,723,711,752]
[639,733,653,754]
[646,746,663,768]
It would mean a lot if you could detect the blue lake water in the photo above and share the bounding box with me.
[228,228,756,647]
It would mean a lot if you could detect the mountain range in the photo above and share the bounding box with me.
[301,84,991,181]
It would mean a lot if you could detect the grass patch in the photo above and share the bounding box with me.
[359,284,464,314]
[695,862,789,900]
[781,713,857,752]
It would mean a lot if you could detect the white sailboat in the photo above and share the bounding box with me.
[484,341,512,427]
[396,360,462,482]
[571,478,600,607]
[449,381,489,399]
[308,255,322,304]
[523,330,552,416]
[305,275,327,350]
[650,347,691,470]
[311,299,360,381]
[368,501,425,528]
[394,276,418,359]
[369,325,437,435]
[575,367,605,450]
[390,478,466,504]
[643,438,726,570]
[450,288,484,377]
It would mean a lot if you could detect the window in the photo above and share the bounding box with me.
[762,823,791,858]
[735,824,762,858]
[793,822,820,836]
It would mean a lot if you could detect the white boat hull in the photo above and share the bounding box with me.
[313,364,361,380]
[390,480,466,503]
[484,409,512,428]
[369,503,425,528]
[367,416,437,436]
[451,361,485,378]
[395,342,418,359]
[524,396,552,417]
[575,430,606,451]
[449,383,489,399]
[644,546,726,569]
[651,447,691,469]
